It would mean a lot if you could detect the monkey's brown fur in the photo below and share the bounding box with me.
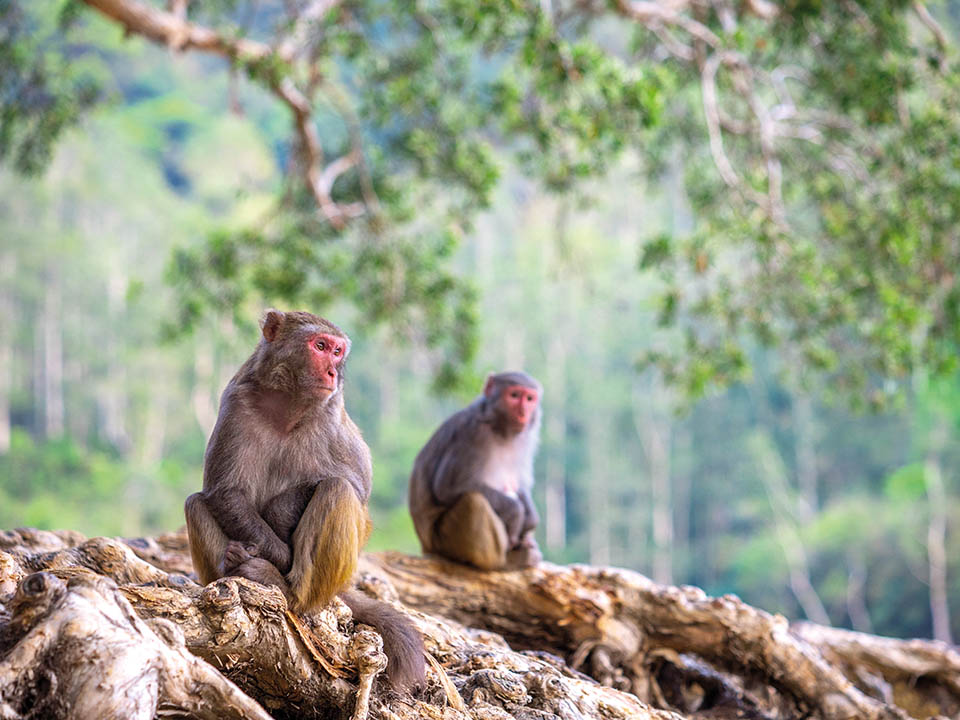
[185,309,424,689]
[409,371,543,570]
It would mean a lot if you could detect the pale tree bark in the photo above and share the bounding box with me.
[191,335,219,440]
[670,424,692,578]
[924,454,952,644]
[98,267,131,453]
[792,394,818,521]
[2,528,959,719]
[502,318,526,371]
[543,201,570,553]
[845,551,873,634]
[586,417,611,566]
[41,270,64,439]
[919,406,953,645]
[138,390,168,468]
[0,529,676,720]
[632,379,673,585]
[543,329,567,553]
[0,251,13,454]
[750,432,831,626]
[370,552,956,720]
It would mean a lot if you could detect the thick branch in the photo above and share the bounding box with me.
[80,0,366,229]
[82,0,272,56]
[792,622,960,696]
[363,552,941,720]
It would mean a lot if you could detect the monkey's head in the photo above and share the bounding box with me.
[255,309,351,400]
[483,371,541,434]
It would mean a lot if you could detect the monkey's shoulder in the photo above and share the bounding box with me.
[442,399,490,437]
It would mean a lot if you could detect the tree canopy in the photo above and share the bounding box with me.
[4,0,960,400]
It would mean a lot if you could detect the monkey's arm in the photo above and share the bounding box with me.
[204,486,292,572]
[201,392,292,572]
[518,487,540,536]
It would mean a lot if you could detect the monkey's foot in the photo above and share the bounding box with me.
[504,543,542,569]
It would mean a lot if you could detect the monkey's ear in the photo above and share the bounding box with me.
[483,374,497,398]
[261,309,285,342]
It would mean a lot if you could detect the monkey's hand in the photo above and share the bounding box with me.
[220,541,259,575]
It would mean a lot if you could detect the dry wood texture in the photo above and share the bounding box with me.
[0,527,957,720]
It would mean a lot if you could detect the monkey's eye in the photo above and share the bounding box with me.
[527,395,535,402]
[510,391,520,398]
[315,340,325,351]
[334,347,342,356]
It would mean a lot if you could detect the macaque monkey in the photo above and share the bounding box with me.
[409,371,543,570]
[184,310,424,689]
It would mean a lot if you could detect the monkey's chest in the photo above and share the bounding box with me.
[481,447,526,497]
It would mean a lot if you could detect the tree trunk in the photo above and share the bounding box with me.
[191,334,219,439]
[925,458,952,645]
[792,394,817,521]
[586,418,611,566]
[99,268,131,453]
[924,412,952,645]
[2,527,958,720]
[0,251,13,454]
[544,198,571,554]
[42,271,65,439]
[671,423,692,579]
[633,379,673,585]
[751,431,831,626]
[543,329,567,554]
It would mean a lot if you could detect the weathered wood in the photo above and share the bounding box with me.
[362,552,960,720]
[1,528,958,719]
[0,529,675,720]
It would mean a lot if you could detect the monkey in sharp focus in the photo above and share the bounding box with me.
[184,309,425,690]
[409,371,543,571]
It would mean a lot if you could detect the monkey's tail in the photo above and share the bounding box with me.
[339,590,426,691]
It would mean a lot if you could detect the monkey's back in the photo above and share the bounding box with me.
[408,401,485,552]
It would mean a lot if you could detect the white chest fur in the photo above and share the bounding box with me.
[481,437,529,497]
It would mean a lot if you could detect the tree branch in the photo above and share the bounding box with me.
[80,0,369,230]
[82,0,272,57]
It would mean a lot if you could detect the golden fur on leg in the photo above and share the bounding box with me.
[286,478,370,612]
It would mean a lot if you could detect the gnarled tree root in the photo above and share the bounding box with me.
[362,552,960,720]
[0,529,673,720]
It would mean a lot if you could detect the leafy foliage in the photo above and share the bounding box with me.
[1,0,960,643]
[0,0,104,173]
[5,0,960,400]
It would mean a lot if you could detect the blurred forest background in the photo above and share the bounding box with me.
[2,0,960,645]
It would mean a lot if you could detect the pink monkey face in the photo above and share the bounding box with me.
[502,384,539,428]
[307,333,346,392]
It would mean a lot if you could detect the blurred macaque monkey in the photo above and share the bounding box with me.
[409,371,543,570]
[184,309,424,689]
